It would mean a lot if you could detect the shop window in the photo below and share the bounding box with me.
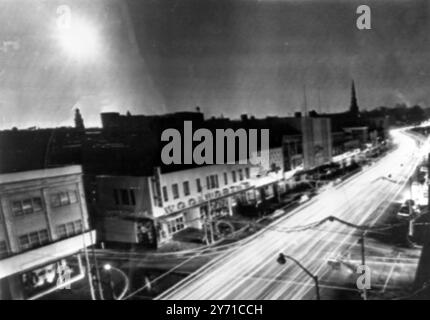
[167,216,185,235]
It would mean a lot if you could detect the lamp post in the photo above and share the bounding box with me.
[103,264,129,300]
[276,253,320,300]
[327,216,367,300]
[199,184,216,245]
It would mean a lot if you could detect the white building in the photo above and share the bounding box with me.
[0,166,96,300]
[96,148,287,247]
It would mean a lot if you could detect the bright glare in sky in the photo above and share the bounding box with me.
[58,19,99,61]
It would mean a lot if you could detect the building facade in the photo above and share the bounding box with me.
[95,147,287,247]
[0,166,95,300]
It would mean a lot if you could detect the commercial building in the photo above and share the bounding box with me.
[95,145,288,247]
[0,166,96,300]
[301,117,333,170]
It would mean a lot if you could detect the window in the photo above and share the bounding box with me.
[196,179,202,193]
[11,201,23,216]
[121,189,129,205]
[206,175,219,190]
[162,186,169,202]
[60,192,69,206]
[22,199,33,214]
[18,235,30,250]
[238,169,244,181]
[56,220,83,240]
[183,181,190,196]
[18,229,49,251]
[172,184,179,199]
[113,189,136,206]
[74,220,83,233]
[223,172,228,185]
[51,191,79,208]
[210,176,216,189]
[0,241,8,259]
[68,190,78,204]
[11,197,43,216]
[232,171,237,183]
[33,197,43,212]
[167,216,185,235]
[113,189,120,205]
[56,224,67,239]
[130,189,136,206]
[38,230,49,245]
[245,167,250,179]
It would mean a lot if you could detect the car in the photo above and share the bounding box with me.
[397,205,412,219]
[397,200,420,219]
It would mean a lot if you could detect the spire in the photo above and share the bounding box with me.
[74,108,85,131]
[350,80,359,116]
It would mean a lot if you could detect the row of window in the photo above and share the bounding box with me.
[11,190,79,217]
[113,188,136,206]
[18,229,49,251]
[11,197,43,216]
[11,220,84,253]
[56,220,83,240]
[51,191,78,208]
[162,168,251,202]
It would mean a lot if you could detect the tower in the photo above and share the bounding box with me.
[350,80,359,116]
[74,108,85,131]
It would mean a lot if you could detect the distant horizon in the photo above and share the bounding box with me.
[1,100,425,131]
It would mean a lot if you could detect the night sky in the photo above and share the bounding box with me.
[0,0,429,128]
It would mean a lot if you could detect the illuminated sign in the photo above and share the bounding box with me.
[21,254,84,300]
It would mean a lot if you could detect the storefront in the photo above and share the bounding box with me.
[0,253,84,300]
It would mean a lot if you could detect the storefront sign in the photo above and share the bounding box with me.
[164,182,251,214]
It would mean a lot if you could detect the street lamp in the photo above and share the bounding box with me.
[276,253,320,300]
[102,264,129,300]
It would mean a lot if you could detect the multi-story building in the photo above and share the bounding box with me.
[0,165,96,300]
[96,163,257,247]
[95,145,289,247]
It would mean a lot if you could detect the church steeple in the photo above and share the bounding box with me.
[74,108,85,131]
[350,80,359,116]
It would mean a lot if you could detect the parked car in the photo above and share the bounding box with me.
[397,199,420,220]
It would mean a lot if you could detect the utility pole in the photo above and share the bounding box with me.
[360,232,367,300]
